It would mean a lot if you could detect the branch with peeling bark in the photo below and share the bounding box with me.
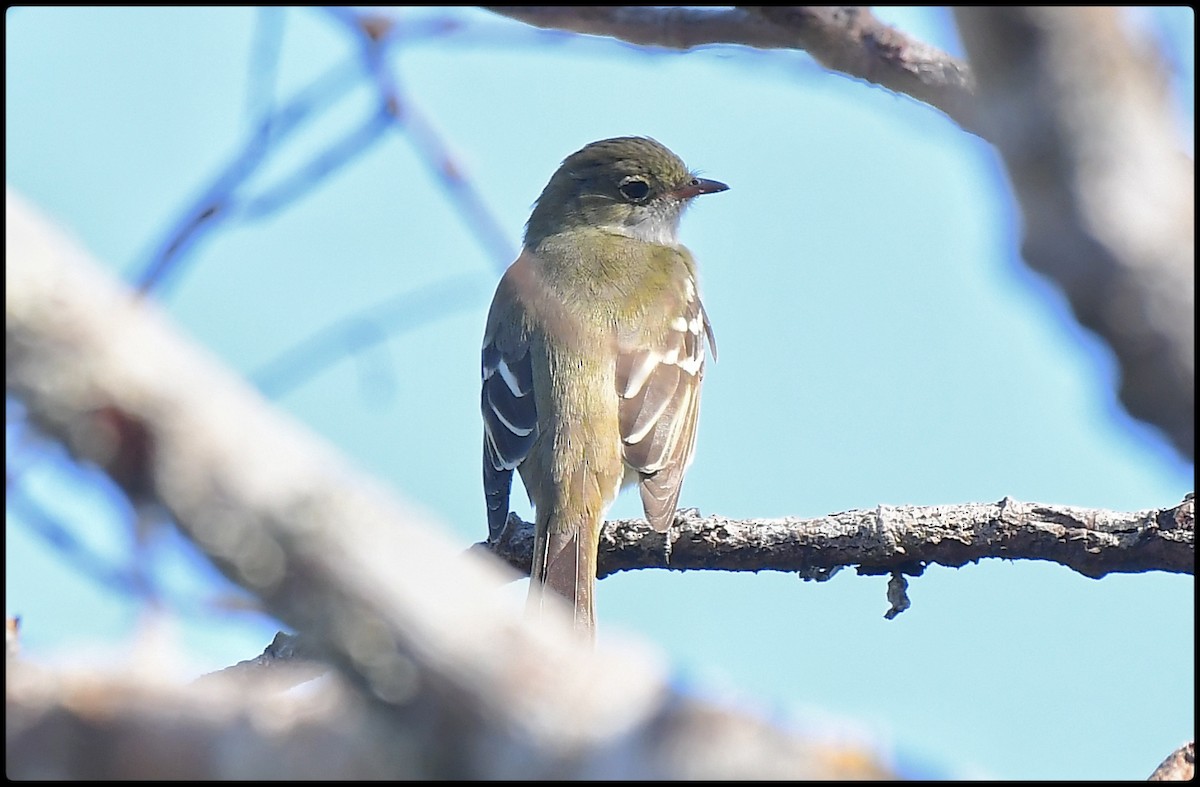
[483,497,1195,583]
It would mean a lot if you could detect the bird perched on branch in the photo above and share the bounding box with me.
[481,136,727,640]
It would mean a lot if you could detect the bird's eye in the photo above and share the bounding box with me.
[619,178,651,202]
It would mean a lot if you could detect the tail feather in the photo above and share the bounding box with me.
[528,521,597,640]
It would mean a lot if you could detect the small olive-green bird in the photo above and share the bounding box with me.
[481,136,727,639]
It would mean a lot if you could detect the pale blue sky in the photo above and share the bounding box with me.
[5,7,1194,779]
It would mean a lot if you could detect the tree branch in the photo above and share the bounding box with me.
[484,6,982,135]
[742,6,980,134]
[483,497,1195,582]
[1148,740,1195,781]
[954,7,1194,461]
[486,5,805,49]
[6,662,435,779]
[134,8,515,295]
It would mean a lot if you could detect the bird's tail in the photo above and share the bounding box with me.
[527,516,599,642]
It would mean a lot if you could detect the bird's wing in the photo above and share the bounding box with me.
[617,270,712,532]
[481,268,539,541]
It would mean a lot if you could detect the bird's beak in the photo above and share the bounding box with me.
[674,177,729,199]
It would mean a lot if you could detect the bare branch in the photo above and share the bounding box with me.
[485,6,982,134]
[6,663,429,779]
[132,58,364,293]
[327,8,517,272]
[193,631,328,690]
[6,487,146,597]
[485,5,803,49]
[954,7,1194,461]
[483,496,1194,582]
[134,8,515,294]
[1149,740,1195,781]
[244,7,285,133]
[249,274,481,398]
[743,6,980,133]
[238,107,393,220]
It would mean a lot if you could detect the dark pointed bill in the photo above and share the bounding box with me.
[673,177,729,200]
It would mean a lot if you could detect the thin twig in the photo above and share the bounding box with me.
[250,274,482,398]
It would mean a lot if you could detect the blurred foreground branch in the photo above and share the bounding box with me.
[7,664,418,779]
[955,7,1194,461]
[6,189,894,778]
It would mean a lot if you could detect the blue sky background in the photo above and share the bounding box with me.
[5,7,1194,779]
